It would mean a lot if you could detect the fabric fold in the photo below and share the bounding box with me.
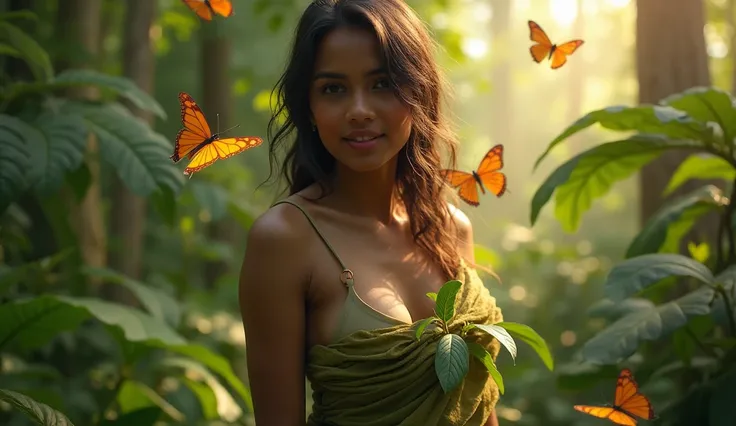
[306,262,504,425]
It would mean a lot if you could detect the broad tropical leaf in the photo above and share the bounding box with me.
[582,287,714,364]
[626,185,724,258]
[604,253,714,302]
[0,114,33,213]
[25,112,88,195]
[472,324,517,362]
[586,298,656,320]
[434,334,469,393]
[0,388,74,426]
[62,101,184,197]
[533,104,704,170]
[663,155,735,197]
[532,135,702,231]
[0,21,52,82]
[661,87,736,147]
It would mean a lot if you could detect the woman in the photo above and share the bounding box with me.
[238,0,503,424]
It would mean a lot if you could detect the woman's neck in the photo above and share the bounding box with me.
[326,161,400,225]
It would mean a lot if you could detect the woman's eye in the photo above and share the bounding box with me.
[374,78,391,89]
[321,84,343,94]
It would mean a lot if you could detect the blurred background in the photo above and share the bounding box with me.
[0,0,734,425]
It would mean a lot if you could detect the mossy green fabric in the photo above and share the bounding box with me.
[306,261,503,425]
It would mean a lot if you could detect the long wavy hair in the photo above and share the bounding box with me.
[265,0,461,278]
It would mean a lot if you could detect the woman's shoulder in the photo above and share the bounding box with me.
[446,202,473,238]
[245,196,316,256]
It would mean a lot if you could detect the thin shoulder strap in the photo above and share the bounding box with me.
[271,200,355,286]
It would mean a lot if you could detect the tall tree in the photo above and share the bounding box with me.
[636,0,711,226]
[109,1,157,281]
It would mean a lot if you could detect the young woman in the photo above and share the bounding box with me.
[239,0,504,424]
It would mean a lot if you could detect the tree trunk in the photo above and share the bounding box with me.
[636,0,711,226]
[200,28,238,288]
[108,1,156,282]
[56,0,106,292]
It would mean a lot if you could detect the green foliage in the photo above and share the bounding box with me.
[415,280,553,395]
[532,86,736,425]
[0,388,75,426]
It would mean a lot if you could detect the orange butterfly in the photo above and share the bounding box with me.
[182,0,233,21]
[442,145,507,207]
[574,369,656,426]
[172,92,263,177]
[528,20,584,69]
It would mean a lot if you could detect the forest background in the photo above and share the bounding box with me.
[1,0,735,425]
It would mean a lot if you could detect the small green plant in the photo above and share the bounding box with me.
[415,280,554,394]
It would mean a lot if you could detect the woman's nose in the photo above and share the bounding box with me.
[346,92,376,123]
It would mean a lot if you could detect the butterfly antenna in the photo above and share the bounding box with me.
[217,113,220,134]
[219,123,241,136]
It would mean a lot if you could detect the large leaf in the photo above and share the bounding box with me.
[533,104,704,170]
[0,21,52,82]
[626,185,724,258]
[533,135,701,231]
[116,380,184,422]
[495,322,554,370]
[434,334,469,393]
[51,70,166,119]
[711,266,736,327]
[0,114,33,213]
[63,101,184,197]
[472,324,517,363]
[466,342,504,394]
[663,155,735,197]
[582,287,714,364]
[0,295,185,353]
[25,112,88,195]
[586,298,656,320]
[81,266,182,328]
[434,280,462,322]
[604,253,714,302]
[661,87,736,147]
[0,388,74,426]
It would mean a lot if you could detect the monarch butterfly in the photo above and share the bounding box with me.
[182,0,233,21]
[528,20,584,69]
[574,369,656,426]
[442,145,507,207]
[172,92,263,177]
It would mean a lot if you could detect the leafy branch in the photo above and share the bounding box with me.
[414,280,554,394]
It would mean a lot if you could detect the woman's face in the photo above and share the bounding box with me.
[309,26,413,174]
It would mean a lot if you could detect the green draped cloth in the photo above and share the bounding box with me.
[306,261,504,425]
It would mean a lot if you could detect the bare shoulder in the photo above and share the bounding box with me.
[244,201,315,258]
[446,202,475,262]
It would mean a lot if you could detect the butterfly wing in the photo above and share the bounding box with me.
[444,170,481,207]
[207,0,233,17]
[475,144,507,197]
[550,39,584,69]
[182,0,213,20]
[173,92,212,163]
[184,136,263,176]
[528,20,553,63]
[573,406,637,426]
[615,369,656,421]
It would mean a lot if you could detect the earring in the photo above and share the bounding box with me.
[311,122,317,132]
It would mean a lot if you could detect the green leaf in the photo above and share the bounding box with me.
[51,69,166,119]
[434,280,462,322]
[0,295,185,353]
[605,253,714,302]
[582,287,714,364]
[0,21,53,81]
[534,135,701,231]
[116,380,184,422]
[533,104,704,170]
[191,180,229,221]
[98,407,161,426]
[81,266,182,328]
[663,155,735,197]
[587,298,656,320]
[0,114,33,213]
[472,324,517,363]
[661,86,736,147]
[26,112,88,195]
[466,342,504,394]
[426,292,437,301]
[0,388,74,426]
[434,334,469,393]
[159,357,237,420]
[495,322,554,370]
[63,101,184,197]
[626,185,724,258]
[414,316,436,340]
[712,266,736,327]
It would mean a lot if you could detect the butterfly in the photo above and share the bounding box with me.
[442,145,507,207]
[528,20,584,69]
[182,0,233,21]
[574,369,656,426]
[172,92,263,177]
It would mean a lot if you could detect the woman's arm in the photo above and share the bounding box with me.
[239,209,311,426]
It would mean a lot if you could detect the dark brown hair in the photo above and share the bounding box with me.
[265,0,461,278]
